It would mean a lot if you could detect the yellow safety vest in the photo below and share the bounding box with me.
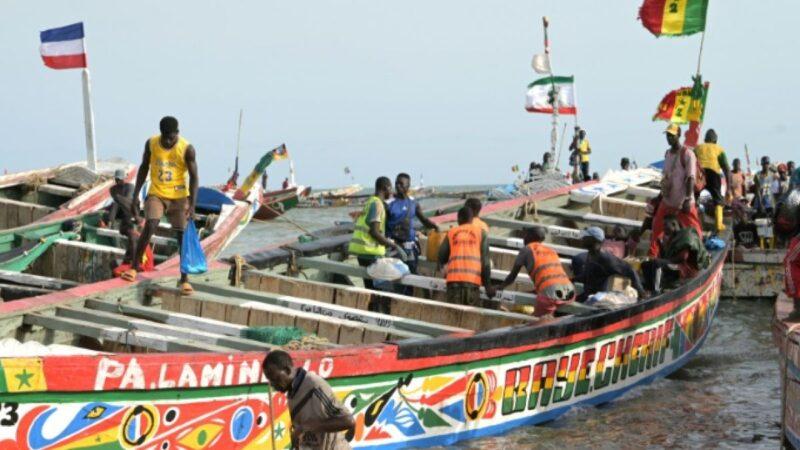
[694,143,724,173]
[148,135,189,199]
[348,196,386,257]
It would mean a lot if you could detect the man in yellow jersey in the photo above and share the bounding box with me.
[569,128,591,181]
[465,198,489,233]
[694,129,730,232]
[123,116,199,295]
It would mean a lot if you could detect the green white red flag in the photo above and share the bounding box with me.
[525,76,577,115]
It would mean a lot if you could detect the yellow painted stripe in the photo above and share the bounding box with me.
[661,0,688,35]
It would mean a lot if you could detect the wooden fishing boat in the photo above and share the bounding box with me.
[254,185,312,221]
[0,169,724,449]
[0,160,136,230]
[772,294,800,448]
[0,186,256,302]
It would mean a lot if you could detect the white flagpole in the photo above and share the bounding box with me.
[81,67,97,172]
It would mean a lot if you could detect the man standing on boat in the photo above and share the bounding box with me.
[648,124,703,257]
[348,176,403,312]
[497,226,575,317]
[263,350,355,450]
[386,173,439,283]
[568,128,591,181]
[103,169,136,264]
[123,116,199,295]
[438,207,495,306]
[694,129,730,232]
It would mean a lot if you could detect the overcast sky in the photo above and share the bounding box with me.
[1,1,796,187]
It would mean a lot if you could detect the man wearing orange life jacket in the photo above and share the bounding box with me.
[438,207,494,306]
[465,198,489,234]
[498,226,575,317]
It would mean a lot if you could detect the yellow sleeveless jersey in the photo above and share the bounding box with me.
[694,143,723,173]
[148,135,189,199]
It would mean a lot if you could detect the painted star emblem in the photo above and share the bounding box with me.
[274,422,285,440]
[15,369,34,389]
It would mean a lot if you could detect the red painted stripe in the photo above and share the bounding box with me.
[41,54,87,69]
[431,180,596,225]
[639,0,667,36]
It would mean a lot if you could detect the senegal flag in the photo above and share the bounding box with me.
[653,76,709,124]
[525,76,577,115]
[639,0,709,37]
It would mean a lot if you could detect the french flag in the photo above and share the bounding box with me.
[40,22,87,70]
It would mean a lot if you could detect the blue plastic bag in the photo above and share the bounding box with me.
[180,221,207,274]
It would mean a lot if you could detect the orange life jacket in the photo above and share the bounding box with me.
[528,242,573,298]
[445,224,483,286]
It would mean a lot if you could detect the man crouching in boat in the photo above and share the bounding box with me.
[263,350,355,450]
[438,206,495,306]
[576,226,645,302]
[642,214,710,294]
[123,116,199,295]
[497,226,575,318]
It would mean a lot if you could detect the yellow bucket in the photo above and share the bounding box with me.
[426,229,446,262]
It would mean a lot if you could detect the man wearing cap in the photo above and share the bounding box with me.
[105,169,136,264]
[649,124,703,257]
[576,226,645,302]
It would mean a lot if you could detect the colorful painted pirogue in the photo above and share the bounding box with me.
[0,160,136,231]
[254,185,312,221]
[0,169,724,449]
[772,294,800,448]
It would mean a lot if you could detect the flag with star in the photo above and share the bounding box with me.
[0,358,47,393]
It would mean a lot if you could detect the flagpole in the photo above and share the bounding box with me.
[81,67,97,172]
[543,16,558,166]
[235,109,243,177]
[695,30,706,76]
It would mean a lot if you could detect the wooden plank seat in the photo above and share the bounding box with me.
[535,206,643,229]
[56,306,272,351]
[241,271,536,331]
[37,183,78,197]
[185,282,467,337]
[295,257,599,316]
[149,286,427,345]
[23,313,233,353]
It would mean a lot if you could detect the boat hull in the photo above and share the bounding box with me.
[773,294,800,448]
[0,253,723,449]
[254,187,302,220]
[721,247,786,299]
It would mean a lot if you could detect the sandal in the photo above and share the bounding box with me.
[179,282,194,296]
[120,269,137,282]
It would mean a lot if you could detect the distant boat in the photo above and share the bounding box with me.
[0,159,136,230]
[254,185,312,220]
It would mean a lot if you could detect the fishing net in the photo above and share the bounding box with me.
[243,326,329,349]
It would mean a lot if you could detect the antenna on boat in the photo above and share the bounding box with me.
[235,109,243,178]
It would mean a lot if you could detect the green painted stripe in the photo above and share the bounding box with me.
[0,361,7,392]
[528,76,574,88]
[681,0,708,35]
